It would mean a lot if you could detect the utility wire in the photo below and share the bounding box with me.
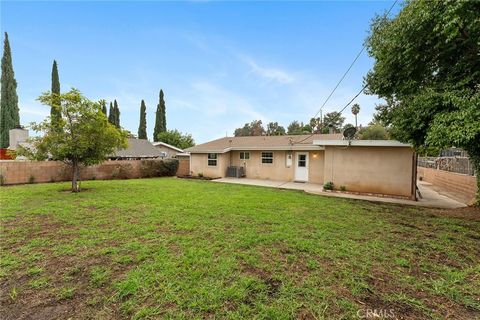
[292,0,398,144]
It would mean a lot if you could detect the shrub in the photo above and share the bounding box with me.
[323,181,334,190]
[340,185,347,191]
[28,175,35,184]
[198,172,204,178]
[139,159,179,178]
[0,174,5,186]
[159,159,179,176]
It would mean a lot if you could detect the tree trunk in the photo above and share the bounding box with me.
[72,162,80,192]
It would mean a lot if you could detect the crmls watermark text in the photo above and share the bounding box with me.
[357,308,396,318]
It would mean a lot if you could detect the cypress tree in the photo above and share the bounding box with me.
[138,100,147,139]
[160,89,166,132]
[101,100,107,115]
[50,60,61,127]
[108,102,115,125]
[153,90,163,141]
[0,32,20,148]
[113,99,120,128]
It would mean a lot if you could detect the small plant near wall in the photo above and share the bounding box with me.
[28,175,35,184]
[340,185,347,192]
[198,172,204,178]
[323,181,334,190]
[0,174,5,186]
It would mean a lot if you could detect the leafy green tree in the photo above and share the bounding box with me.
[50,60,61,127]
[287,121,307,135]
[234,120,265,136]
[157,129,194,150]
[365,0,480,203]
[358,124,389,140]
[287,121,301,135]
[138,99,147,139]
[0,32,19,148]
[154,89,166,141]
[308,117,322,133]
[266,122,286,136]
[18,89,127,192]
[108,102,115,125]
[113,99,120,128]
[322,112,345,133]
[351,103,360,128]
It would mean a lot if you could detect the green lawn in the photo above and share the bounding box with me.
[1,178,479,319]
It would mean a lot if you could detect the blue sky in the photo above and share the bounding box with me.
[1,1,398,143]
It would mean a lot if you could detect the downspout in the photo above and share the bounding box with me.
[411,151,418,201]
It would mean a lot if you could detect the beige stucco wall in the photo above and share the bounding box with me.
[308,150,324,184]
[154,145,179,158]
[191,150,325,181]
[323,146,414,197]
[190,153,230,178]
[230,150,295,180]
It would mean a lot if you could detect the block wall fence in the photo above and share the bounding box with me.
[417,166,477,204]
[0,158,190,185]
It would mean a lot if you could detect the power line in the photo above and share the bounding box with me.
[295,84,366,143]
[293,0,398,144]
[311,0,398,120]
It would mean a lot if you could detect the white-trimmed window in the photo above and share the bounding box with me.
[240,152,250,160]
[261,152,274,164]
[207,153,217,166]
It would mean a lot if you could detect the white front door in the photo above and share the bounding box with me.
[295,152,309,182]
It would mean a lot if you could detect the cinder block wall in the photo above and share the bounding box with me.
[0,159,178,185]
[417,167,477,204]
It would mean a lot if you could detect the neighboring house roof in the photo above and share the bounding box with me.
[111,138,165,158]
[152,141,184,153]
[313,140,412,147]
[185,134,343,153]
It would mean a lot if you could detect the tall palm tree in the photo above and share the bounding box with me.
[351,103,360,128]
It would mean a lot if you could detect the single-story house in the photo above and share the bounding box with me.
[152,141,185,158]
[185,134,416,199]
[109,138,167,160]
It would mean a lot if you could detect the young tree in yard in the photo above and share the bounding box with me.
[153,89,166,141]
[50,60,61,127]
[365,0,480,204]
[138,100,147,139]
[18,89,127,192]
[0,32,20,148]
[108,102,115,125]
[266,122,286,136]
[157,129,194,150]
[351,103,360,128]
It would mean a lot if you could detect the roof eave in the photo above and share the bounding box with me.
[313,140,412,147]
[187,145,325,153]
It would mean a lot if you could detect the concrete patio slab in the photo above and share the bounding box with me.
[213,178,466,209]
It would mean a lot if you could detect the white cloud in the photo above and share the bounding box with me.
[239,55,295,84]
